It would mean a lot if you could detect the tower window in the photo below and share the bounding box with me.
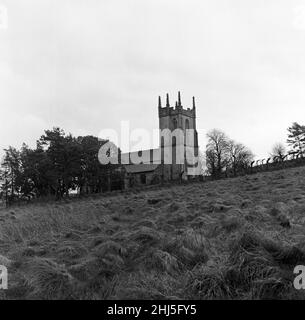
[173,118,178,129]
[185,119,190,129]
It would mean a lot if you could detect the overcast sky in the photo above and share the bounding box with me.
[0,0,305,160]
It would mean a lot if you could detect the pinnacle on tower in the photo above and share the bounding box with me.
[178,91,181,107]
[166,93,170,107]
[192,96,196,109]
[158,96,162,108]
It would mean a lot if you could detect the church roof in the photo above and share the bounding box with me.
[124,164,160,174]
[121,148,160,164]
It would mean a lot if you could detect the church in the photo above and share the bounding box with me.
[120,92,199,189]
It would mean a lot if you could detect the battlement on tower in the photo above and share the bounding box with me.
[158,92,196,118]
[158,106,195,118]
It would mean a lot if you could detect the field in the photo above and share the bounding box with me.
[1,166,305,300]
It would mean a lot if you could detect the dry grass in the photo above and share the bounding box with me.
[1,166,305,299]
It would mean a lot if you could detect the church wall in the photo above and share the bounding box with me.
[124,165,163,189]
[161,164,185,181]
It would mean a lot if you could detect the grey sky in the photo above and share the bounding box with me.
[0,0,304,159]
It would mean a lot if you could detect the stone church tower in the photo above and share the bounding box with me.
[158,92,199,180]
[121,92,199,189]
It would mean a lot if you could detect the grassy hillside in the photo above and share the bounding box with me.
[1,166,305,300]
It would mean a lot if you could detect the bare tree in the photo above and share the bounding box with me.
[270,142,286,161]
[206,129,229,178]
[227,140,254,176]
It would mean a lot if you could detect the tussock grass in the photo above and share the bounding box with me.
[1,165,305,299]
[115,271,182,300]
[56,244,88,261]
[162,229,209,268]
[93,240,126,257]
[128,226,162,246]
[141,249,181,274]
[186,264,233,299]
[132,218,158,229]
[0,254,11,267]
[23,257,75,299]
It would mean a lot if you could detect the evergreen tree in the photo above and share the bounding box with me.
[287,122,305,156]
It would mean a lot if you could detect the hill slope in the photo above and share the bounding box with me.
[1,166,305,299]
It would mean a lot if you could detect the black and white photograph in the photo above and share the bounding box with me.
[0,0,305,306]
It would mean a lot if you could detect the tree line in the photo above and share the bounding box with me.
[1,121,304,205]
[205,122,305,178]
[0,128,122,206]
[205,129,254,178]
